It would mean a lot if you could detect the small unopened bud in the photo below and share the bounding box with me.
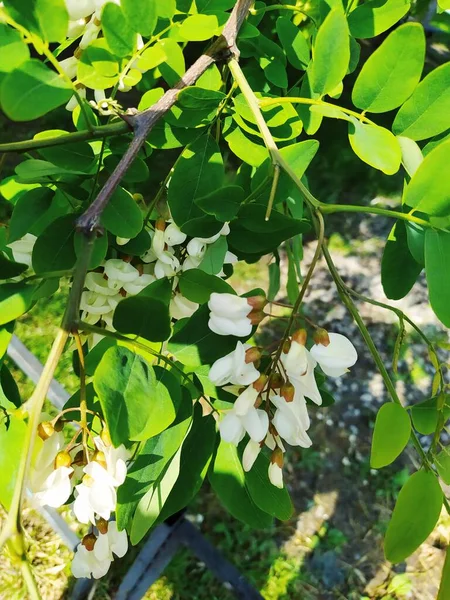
[96,518,109,535]
[93,450,107,469]
[281,382,295,403]
[271,447,284,468]
[248,309,265,325]
[254,395,263,408]
[81,533,97,552]
[133,193,144,203]
[54,451,72,469]
[155,217,166,231]
[270,373,284,390]
[100,428,112,446]
[247,294,267,311]
[245,347,261,364]
[313,328,330,346]
[253,373,268,393]
[292,328,307,346]
[38,421,55,440]
[282,339,291,354]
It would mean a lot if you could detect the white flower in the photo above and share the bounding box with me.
[208,293,252,337]
[281,340,308,380]
[289,350,322,406]
[104,259,139,287]
[151,228,165,257]
[85,272,118,296]
[65,87,86,112]
[242,439,261,472]
[7,233,37,267]
[94,521,128,562]
[170,293,198,320]
[65,0,95,20]
[71,544,111,579]
[271,394,312,448]
[73,463,117,524]
[80,15,101,49]
[196,223,230,244]
[59,56,78,80]
[93,436,129,486]
[67,18,87,38]
[154,255,180,279]
[122,273,155,295]
[80,290,112,316]
[182,256,202,271]
[164,223,186,246]
[219,407,268,444]
[268,461,283,489]
[208,341,259,387]
[186,238,206,259]
[233,385,259,416]
[310,332,358,377]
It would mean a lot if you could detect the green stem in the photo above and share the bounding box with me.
[20,558,41,600]
[0,122,128,153]
[259,96,376,125]
[320,203,433,229]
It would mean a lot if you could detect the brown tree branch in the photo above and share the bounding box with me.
[76,0,254,233]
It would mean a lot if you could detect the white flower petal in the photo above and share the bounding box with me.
[242,439,261,472]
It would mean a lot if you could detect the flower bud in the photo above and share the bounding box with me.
[81,533,97,552]
[282,339,291,354]
[100,428,112,446]
[253,373,268,393]
[245,347,261,364]
[271,447,284,468]
[248,309,265,325]
[93,450,107,469]
[155,217,166,231]
[280,382,295,403]
[270,373,284,390]
[247,294,267,311]
[96,517,109,535]
[313,328,330,347]
[133,193,144,203]
[292,328,307,346]
[54,451,72,469]
[38,421,55,440]
[254,395,263,408]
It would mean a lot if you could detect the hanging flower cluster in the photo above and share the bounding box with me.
[207,295,358,489]
[29,419,129,579]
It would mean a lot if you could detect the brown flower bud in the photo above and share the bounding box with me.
[248,309,265,325]
[38,421,55,441]
[282,339,291,354]
[271,447,284,468]
[281,382,295,403]
[100,428,112,447]
[313,328,330,346]
[292,328,307,346]
[93,450,107,469]
[155,217,166,231]
[54,451,72,469]
[253,373,268,393]
[245,347,261,364]
[270,373,284,390]
[81,533,97,552]
[247,294,267,311]
[96,518,109,535]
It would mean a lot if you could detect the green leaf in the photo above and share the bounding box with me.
[168,134,224,227]
[77,39,120,90]
[168,304,239,367]
[100,187,143,238]
[209,441,273,528]
[177,87,225,110]
[94,347,177,447]
[276,16,310,70]
[425,229,450,327]
[4,0,68,42]
[157,406,217,523]
[179,269,234,304]
[370,403,411,469]
[352,23,425,113]
[397,136,423,177]
[117,397,192,531]
[348,119,401,174]
[36,134,96,172]
[406,222,425,265]
[0,282,36,326]
[0,24,29,72]
[384,469,443,563]
[348,0,410,39]
[157,39,185,87]
[0,415,29,509]
[245,452,294,520]
[113,278,172,342]
[1,363,20,408]
[297,74,323,135]
[32,215,76,274]
[268,261,281,302]
[198,236,228,275]
[411,396,450,435]
[0,254,28,280]
[101,3,136,57]
[224,122,269,167]
[179,14,219,41]
[403,141,450,216]
[437,547,450,600]
[392,63,450,141]
[310,9,350,96]
[0,322,14,364]
[435,448,450,485]
[121,0,158,36]
[1,59,72,121]
[195,186,244,222]
[15,159,83,182]
[381,221,422,300]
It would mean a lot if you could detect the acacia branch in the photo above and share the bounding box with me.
[77,0,254,234]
